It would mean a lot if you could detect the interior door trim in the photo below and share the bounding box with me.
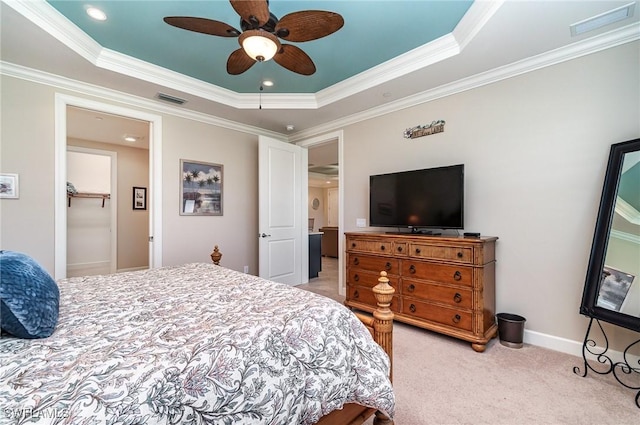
[54,93,163,279]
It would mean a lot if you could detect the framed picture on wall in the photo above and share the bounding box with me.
[0,173,19,199]
[133,186,147,210]
[180,160,223,216]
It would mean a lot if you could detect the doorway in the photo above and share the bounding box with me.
[299,130,344,296]
[66,147,117,277]
[54,94,163,280]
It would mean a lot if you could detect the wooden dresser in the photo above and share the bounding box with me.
[345,232,498,352]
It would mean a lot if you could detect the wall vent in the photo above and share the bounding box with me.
[156,92,187,105]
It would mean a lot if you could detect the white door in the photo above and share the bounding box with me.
[258,136,307,285]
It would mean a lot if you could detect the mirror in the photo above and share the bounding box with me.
[581,138,640,332]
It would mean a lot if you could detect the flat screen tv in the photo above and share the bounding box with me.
[369,164,464,230]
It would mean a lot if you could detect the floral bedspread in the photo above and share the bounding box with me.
[0,263,394,424]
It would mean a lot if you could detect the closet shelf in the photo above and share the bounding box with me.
[68,192,110,208]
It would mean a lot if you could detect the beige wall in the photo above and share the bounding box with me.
[69,138,150,271]
[340,41,639,348]
[0,75,259,275]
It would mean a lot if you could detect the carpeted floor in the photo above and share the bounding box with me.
[298,258,640,425]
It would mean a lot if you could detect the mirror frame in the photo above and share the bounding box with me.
[580,137,640,332]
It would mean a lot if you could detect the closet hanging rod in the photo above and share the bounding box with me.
[68,192,110,208]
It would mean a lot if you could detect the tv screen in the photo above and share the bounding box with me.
[369,164,464,229]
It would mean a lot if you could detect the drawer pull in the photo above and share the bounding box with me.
[453,293,462,303]
[353,257,360,266]
[354,290,360,299]
[380,245,386,251]
[410,304,417,313]
[452,314,461,324]
[409,264,416,274]
[397,246,403,252]
[354,274,360,282]
[408,284,415,292]
[352,242,356,248]
[453,271,462,281]
[415,248,421,254]
[457,251,463,258]
[385,262,392,271]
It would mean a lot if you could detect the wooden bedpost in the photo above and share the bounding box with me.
[372,271,394,378]
[210,245,222,265]
[372,271,395,425]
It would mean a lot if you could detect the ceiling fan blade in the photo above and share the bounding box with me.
[273,44,316,76]
[275,11,344,42]
[227,48,256,75]
[230,0,270,27]
[164,17,240,37]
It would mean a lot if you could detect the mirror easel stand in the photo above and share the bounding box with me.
[573,317,640,408]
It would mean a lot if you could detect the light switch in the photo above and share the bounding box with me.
[356,218,366,227]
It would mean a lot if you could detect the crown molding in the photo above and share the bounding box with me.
[454,0,505,50]
[615,197,640,226]
[0,61,285,140]
[290,22,640,141]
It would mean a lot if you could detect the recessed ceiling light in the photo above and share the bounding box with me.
[262,80,274,87]
[86,7,107,21]
[123,135,138,142]
[286,124,295,131]
[570,2,635,36]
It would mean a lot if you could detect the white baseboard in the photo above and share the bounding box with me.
[117,266,148,273]
[66,261,111,277]
[524,329,640,366]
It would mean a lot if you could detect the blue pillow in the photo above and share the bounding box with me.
[0,251,59,338]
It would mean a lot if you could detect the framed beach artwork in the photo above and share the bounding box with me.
[0,173,19,199]
[180,160,223,216]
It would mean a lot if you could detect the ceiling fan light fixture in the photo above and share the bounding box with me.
[240,30,280,61]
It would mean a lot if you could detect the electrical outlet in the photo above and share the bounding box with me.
[356,218,366,228]
[243,265,249,273]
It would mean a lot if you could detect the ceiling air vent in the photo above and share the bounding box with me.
[570,2,636,36]
[156,92,187,105]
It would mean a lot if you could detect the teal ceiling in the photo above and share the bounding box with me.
[47,0,473,94]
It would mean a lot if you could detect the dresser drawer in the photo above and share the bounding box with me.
[348,268,400,290]
[348,254,400,275]
[402,280,472,309]
[348,286,401,313]
[402,300,472,331]
[402,261,473,286]
[409,243,473,264]
[347,237,393,255]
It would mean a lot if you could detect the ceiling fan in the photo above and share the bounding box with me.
[164,0,344,76]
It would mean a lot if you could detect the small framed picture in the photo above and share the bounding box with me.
[0,173,19,199]
[133,186,147,210]
[180,159,223,216]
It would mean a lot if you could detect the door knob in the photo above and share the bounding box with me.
[259,233,271,238]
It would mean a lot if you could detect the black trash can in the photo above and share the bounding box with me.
[496,313,526,348]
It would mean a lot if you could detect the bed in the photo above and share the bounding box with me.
[0,247,395,425]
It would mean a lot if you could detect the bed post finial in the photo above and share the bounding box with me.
[372,271,394,380]
[210,245,222,265]
[372,271,395,425]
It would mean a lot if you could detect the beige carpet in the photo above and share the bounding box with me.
[299,258,640,425]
